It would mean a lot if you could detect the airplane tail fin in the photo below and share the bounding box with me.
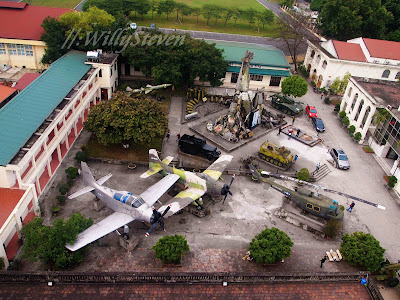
[68,162,97,199]
[140,149,173,178]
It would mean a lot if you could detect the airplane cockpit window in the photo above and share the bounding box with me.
[131,197,145,208]
[313,206,320,212]
[306,203,313,209]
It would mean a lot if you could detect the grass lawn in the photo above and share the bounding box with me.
[175,0,263,9]
[26,0,81,8]
[132,14,281,38]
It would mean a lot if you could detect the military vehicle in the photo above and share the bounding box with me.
[270,94,304,115]
[376,260,400,287]
[258,141,293,170]
[179,134,221,161]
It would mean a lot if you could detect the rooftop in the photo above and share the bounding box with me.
[332,40,366,62]
[0,85,16,102]
[363,37,400,61]
[207,40,291,69]
[13,73,41,90]
[354,77,400,118]
[0,2,70,40]
[0,188,25,228]
[0,51,91,166]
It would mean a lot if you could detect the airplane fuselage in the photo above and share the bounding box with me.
[91,183,154,223]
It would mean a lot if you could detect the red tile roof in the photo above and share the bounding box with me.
[13,73,41,90]
[332,40,366,62]
[0,85,17,103]
[0,3,70,40]
[0,1,26,8]
[0,188,25,228]
[363,38,400,61]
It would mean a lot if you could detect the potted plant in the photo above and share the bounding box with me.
[348,125,356,135]
[342,116,350,127]
[354,132,362,142]
[334,104,340,112]
[387,176,397,189]
[338,111,346,119]
[65,167,79,180]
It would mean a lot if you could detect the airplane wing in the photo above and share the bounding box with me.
[65,212,135,251]
[158,188,205,218]
[68,186,95,199]
[140,174,180,206]
[140,156,174,178]
[202,155,233,181]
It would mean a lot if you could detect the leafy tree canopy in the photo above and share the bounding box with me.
[41,17,70,64]
[340,232,385,272]
[122,33,228,88]
[249,227,294,264]
[318,0,393,40]
[22,214,93,270]
[84,91,168,145]
[329,72,351,95]
[310,0,326,11]
[281,75,308,98]
[153,235,189,264]
[157,0,176,20]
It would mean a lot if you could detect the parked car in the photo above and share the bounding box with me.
[311,117,325,132]
[179,134,221,161]
[305,105,318,118]
[330,148,350,170]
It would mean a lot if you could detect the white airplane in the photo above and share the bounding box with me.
[65,162,180,251]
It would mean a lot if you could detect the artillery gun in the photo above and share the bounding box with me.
[258,141,294,170]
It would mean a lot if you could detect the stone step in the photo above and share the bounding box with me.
[372,154,392,175]
[310,164,331,182]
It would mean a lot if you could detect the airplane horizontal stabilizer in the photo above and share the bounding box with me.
[66,212,135,251]
[68,186,95,199]
[96,173,112,185]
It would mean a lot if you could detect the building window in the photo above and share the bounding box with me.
[0,43,5,54]
[382,70,390,78]
[250,74,263,81]
[322,60,327,69]
[114,63,117,71]
[354,99,364,121]
[269,76,281,87]
[17,44,25,56]
[99,69,102,77]
[350,93,358,110]
[395,72,400,80]
[347,87,353,97]
[25,45,33,56]
[8,44,17,55]
[231,72,238,83]
[110,67,113,76]
[316,55,321,64]
[310,50,315,59]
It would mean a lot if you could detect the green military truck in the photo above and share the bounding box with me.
[258,141,294,170]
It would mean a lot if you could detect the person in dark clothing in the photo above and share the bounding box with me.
[277,126,282,136]
[347,201,355,212]
[176,133,181,142]
[320,255,327,268]
[296,129,300,137]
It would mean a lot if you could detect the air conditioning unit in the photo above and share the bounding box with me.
[363,78,369,82]
[387,105,392,110]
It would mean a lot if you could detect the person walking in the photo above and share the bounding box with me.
[176,133,181,142]
[277,126,282,136]
[292,116,296,125]
[320,92,324,99]
[165,130,170,141]
[316,162,320,171]
[288,129,293,140]
[296,129,301,137]
[320,256,327,268]
[294,155,298,163]
[347,201,355,212]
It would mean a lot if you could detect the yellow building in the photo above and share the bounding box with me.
[0,2,70,70]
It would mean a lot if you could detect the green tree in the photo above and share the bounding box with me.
[84,92,168,146]
[150,0,158,19]
[41,17,69,65]
[22,214,93,269]
[310,0,326,11]
[258,9,274,29]
[340,232,385,272]
[281,75,308,98]
[192,7,201,23]
[176,3,192,23]
[65,167,79,180]
[201,4,214,26]
[373,108,390,125]
[157,0,176,20]
[211,5,223,25]
[297,168,310,181]
[153,235,189,264]
[221,7,234,27]
[231,8,242,26]
[133,0,151,20]
[249,227,293,264]
[243,8,256,27]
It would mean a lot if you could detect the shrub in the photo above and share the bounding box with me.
[57,182,69,195]
[388,176,398,188]
[354,132,362,142]
[324,219,341,238]
[56,195,66,205]
[342,116,350,127]
[8,259,23,271]
[340,205,345,211]
[334,104,340,112]
[249,227,293,264]
[297,168,310,181]
[348,125,356,134]
[153,235,189,265]
[65,167,79,180]
[338,111,346,119]
[324,97,330,104]
[340,232,385,272]
[75,151,88,163]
